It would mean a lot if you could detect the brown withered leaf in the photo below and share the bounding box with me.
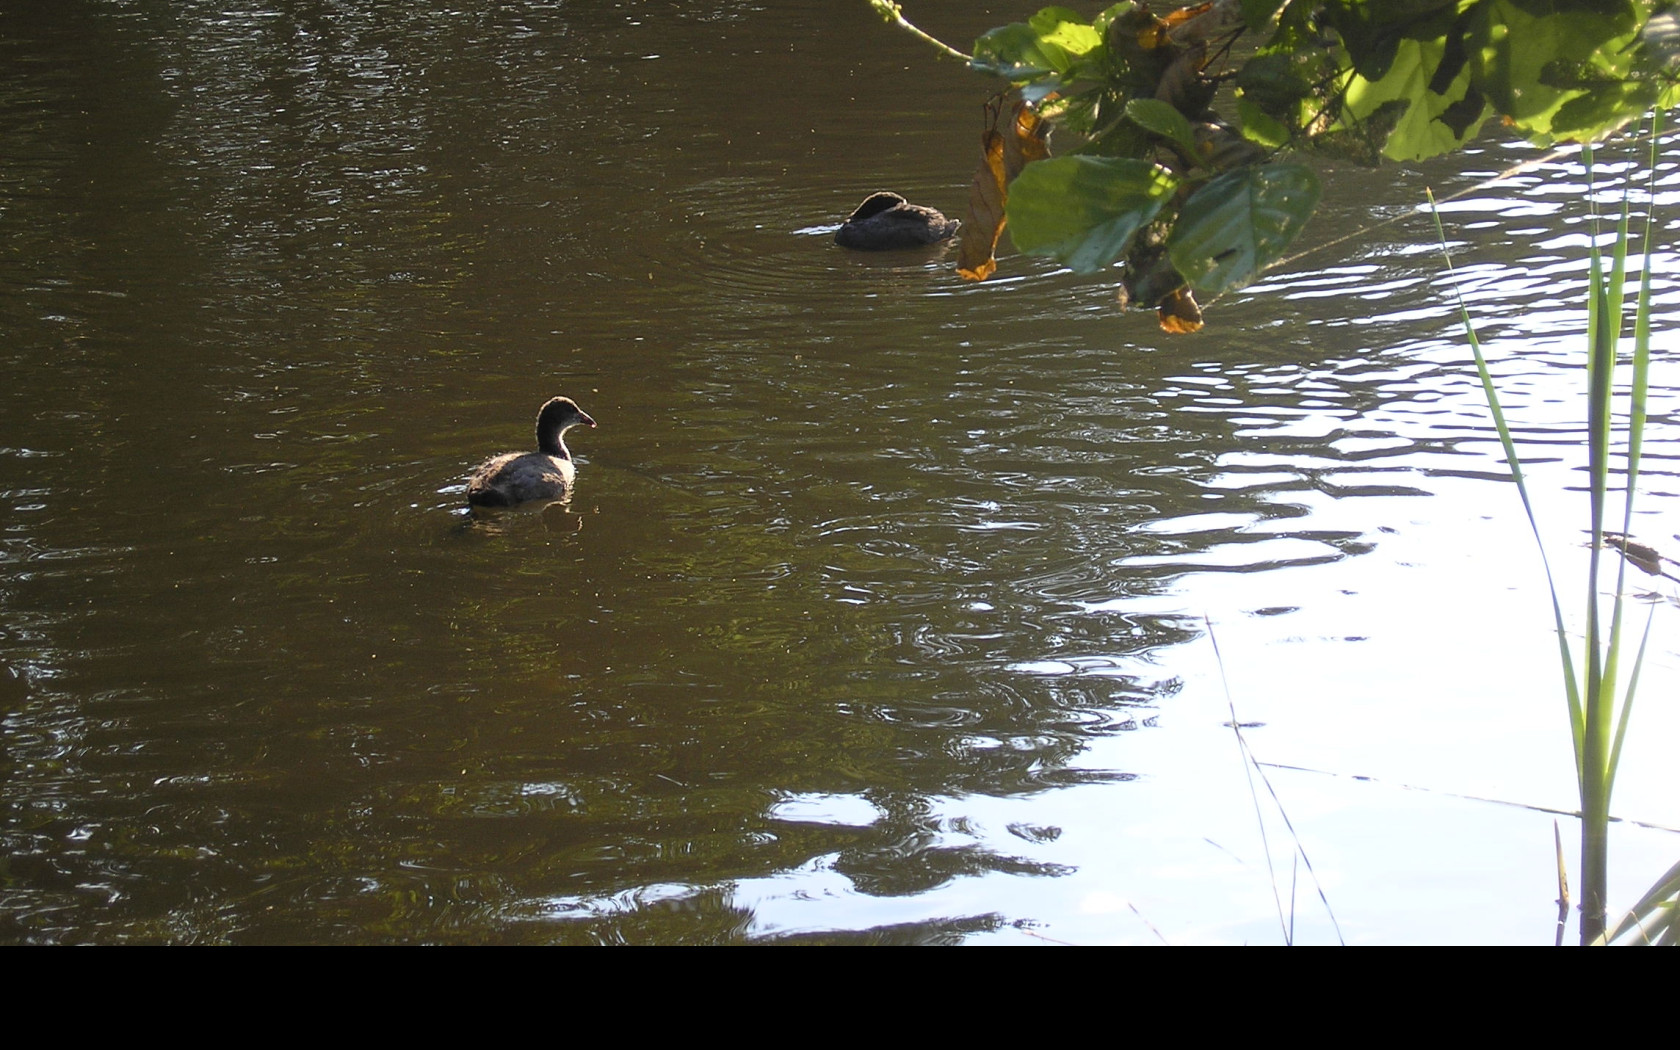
[1159,2,1215,33]
[958,117,1007,280]
[1136,2,1212,50]
[1003,98,1051,177]
[1117,244,1200,335]
[958,97,1051,282]
[1157,287,1203,333]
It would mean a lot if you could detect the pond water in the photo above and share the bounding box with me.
[2,0,1677,944]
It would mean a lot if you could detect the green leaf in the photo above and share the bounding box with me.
[1550,79,1659,138]
[1028,6,1102,54]
[1236,97,1290,148]
[1318,0,1461,82]
[1236,52,1310,112]
[971,7,1101,80]
[1006,156,1178,273]
[1342,35,1490,161]
[1125,98,1201,156]
[1467,0,1647,143]
[1168,163,1320,296]
[972,23,1058,78]
[1093,2,1140,36]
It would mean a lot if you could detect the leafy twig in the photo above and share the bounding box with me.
[868,1,973,63]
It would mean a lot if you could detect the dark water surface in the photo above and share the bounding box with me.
[3,1,1678,943]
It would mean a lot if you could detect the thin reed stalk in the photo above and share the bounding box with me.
[1430,112,1667,945]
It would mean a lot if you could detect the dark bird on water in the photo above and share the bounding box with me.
[467,396,596,508]
[834,191,961,250]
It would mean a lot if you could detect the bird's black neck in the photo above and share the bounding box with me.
[537,428,569,458]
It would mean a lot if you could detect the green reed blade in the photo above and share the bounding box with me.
[1426,191,1586,771]
[1603,854,1680,944]
[1605,110,1662,802]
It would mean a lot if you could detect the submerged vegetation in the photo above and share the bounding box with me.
[873,0,1680,330]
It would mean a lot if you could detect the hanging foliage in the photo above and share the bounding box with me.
[878,0,1680,331]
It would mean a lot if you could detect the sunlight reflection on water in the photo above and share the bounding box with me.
[1,0,1676,944]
